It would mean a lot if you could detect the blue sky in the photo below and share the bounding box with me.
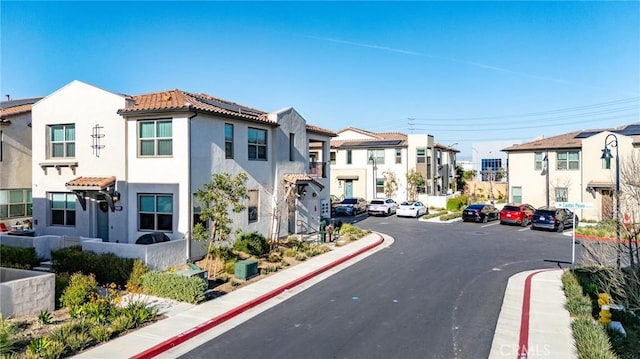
[2,1,639,160]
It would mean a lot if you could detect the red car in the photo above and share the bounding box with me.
[500,203,536,226]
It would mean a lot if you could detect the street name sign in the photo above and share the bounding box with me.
[555,202,594,210]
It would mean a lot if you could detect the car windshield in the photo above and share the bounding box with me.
[502,206,520,211]
[342,198,357,204]
[370,200,384,205]
[536,210,556,215]
[401,202,413,206]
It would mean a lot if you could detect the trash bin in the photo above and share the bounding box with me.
[319,220,327,242]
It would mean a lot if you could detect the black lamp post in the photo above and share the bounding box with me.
[369,152,377,200]
[601,133,624,268]
[540,152,550,208]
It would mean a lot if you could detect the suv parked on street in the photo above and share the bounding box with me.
[367,198,398,216]
[531,207,578,232]
[500,203,536,226]
[334,197,367,216]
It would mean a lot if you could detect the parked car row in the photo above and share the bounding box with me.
[462,202,578,232]
[332,197,429,219]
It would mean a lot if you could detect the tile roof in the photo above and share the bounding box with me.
[118,90,275,125]
[306,124,338,137]
[502,131,583,152]
[331,127,408,148]
[65,176,116,190]
[0,97,43,121]
[282,173,325,190]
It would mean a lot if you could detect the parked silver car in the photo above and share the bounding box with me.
[334,197,367,216]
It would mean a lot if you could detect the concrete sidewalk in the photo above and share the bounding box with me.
[489,269,576,358]
[72,233,576,359]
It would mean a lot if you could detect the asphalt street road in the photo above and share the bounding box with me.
[179,215,581,359]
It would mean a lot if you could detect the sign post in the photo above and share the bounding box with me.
[555,202,594,265]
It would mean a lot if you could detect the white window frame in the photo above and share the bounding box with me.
[556,151,579,170]
[138,119,173,157]
[48,124,75,159]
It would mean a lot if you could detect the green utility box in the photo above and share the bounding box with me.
[235,259,259,280]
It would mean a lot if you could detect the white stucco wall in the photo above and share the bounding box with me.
[31,80,128,241]
[0,268,55,317]
[0,111,32,189]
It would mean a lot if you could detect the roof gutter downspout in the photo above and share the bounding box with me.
[187,110,198,262]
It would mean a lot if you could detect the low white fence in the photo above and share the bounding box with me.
[0,233,186,271]
[0,268,55,317]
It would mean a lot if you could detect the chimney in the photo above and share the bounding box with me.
[5,94,9,101]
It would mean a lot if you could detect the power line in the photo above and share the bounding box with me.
[408,97,639,122]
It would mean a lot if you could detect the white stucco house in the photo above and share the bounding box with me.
[503,123,640,222]
[0,97,42,231]
[329,127,458,204]
[30,80,335,261]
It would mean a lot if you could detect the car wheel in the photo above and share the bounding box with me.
[482,215,488,223]
[557,223,565,232]
[500,221,506,225]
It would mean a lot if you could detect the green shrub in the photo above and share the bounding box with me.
[283,248,297,258]
[566,295,593,316]
[63,331,91,352]
[38,310,53,325]
[267,251,282,263]
[439,211,462,221]
[233,231,269,256]
[0,315,17,356]
[51,247,135,287]
[118,301,157,327]
[0,245,40,269]
[60,273,99,310]
[446,195,468,211]
[224,261,236,274]
[110,314,136,334]
[141,271,207,303]
[571,316,617,359]
[338,224,369,241]
[89,324,112,343]
[423,211,446,219]
[125,260,149,293]
[54,273,71,309]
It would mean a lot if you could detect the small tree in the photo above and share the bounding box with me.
[383,169,399,199]
[193,172,249,277]
[406,169,424,202]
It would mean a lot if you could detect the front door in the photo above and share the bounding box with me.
[97,201,109,242]
[601,190,613,221]
[345,180,353,198]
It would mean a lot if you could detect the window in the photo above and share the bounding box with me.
[49,124,75,158]
[225,123,234,159]
[0,189,32,219]
[50,193,76,226]
[427,156,432,179]
[511,186,522,204]
[416,148,426,164]
[347,150,352,165]
[369,149,385,165]
[139,119,172,157]
[555,187,568,202]
[248,127,267,160]
[138,194,173,231]
[376,178,384,195]
[556,151,579,170]
[248,189,258,223]
[602,157,611,169]
[534,152,543,171]
[395,149,402,164]
[436,150,442,165]
[330,151,336,165]
[193,195,207,229]
[289,133,295,161]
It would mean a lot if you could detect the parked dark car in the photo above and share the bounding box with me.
[462,203,500,223]
[531,207,578,232]
[135,232,171,245]
[500,203,536,226]
[334,197,367,216]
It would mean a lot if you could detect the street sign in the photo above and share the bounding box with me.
[555,202,594,210]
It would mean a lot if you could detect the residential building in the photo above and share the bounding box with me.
[0,97,42,230]
[30,80,334,261]
[330,128,458,203]
[503,123,640,222]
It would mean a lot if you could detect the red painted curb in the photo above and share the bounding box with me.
[517,269,555,359]
[130,233,385,359]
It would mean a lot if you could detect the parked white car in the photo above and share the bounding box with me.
[396,201,428,218]
[367,198,398,216]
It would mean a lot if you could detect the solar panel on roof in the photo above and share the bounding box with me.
[342,140,403,147]
[616,124,640,136]
[574,131,599,138]
[198,97,263,116]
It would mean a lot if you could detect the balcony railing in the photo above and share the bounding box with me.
[308,161,327,178]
